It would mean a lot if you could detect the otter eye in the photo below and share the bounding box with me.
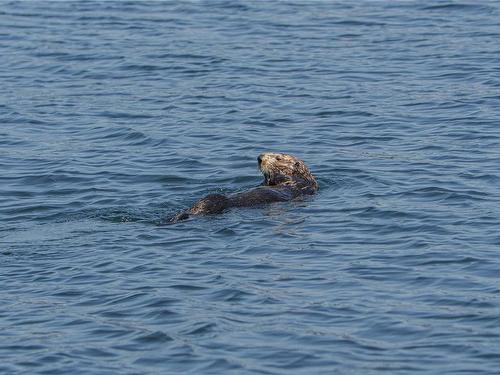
[276,156,282,161]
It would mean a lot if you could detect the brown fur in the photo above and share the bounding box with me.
[168,153,318,223]
[258,152,318,194]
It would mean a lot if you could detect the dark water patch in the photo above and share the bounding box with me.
[134,330,173,344]
[421,3,495,12]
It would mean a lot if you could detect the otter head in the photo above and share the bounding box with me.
[258,152,318,193]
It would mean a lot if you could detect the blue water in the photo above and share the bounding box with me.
[1,1,500,373]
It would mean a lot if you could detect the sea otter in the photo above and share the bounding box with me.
[168,152,318,223]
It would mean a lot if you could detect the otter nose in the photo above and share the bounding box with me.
[257,155,263,165]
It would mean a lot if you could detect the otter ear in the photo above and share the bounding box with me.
[294,161,301,168]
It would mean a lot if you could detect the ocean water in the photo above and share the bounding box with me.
[1,1,500,374]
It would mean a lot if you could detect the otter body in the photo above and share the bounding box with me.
[168,153,317,223]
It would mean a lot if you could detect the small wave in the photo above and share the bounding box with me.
[421,3,494,12]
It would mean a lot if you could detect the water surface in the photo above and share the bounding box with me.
[1,1,500,374]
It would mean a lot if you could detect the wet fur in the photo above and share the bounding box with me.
[168,153,318,223]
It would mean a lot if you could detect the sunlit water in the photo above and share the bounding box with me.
[1,1,500,374]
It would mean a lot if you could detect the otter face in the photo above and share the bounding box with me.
[258,152,318,192]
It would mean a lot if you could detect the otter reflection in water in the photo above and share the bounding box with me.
[168,153,318,223]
